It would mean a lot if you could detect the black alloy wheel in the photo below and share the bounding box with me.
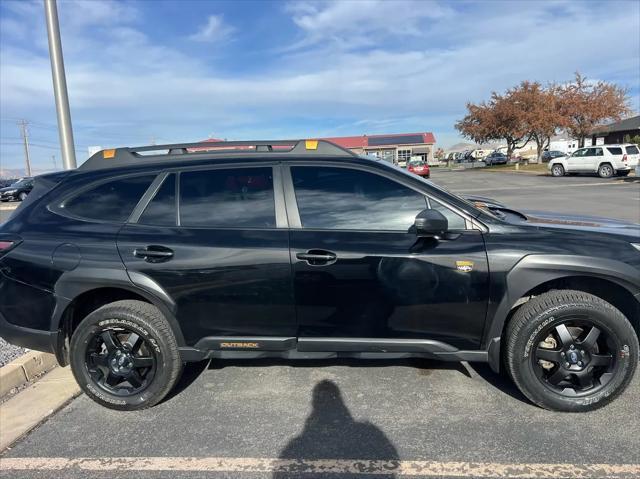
[532,319,616,396]
[86,326,157,396]
[70,300,182,410]
[506,290,638,411]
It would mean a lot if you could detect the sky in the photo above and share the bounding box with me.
[1,0,639,173]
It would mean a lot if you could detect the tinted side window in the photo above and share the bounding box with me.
[62,175,155,222]
[180,167,275,228]
[139,174,176,226]
[291,166,427,231]
[430,199,466,230]
[626,145,639,154]
[606,147,623,155]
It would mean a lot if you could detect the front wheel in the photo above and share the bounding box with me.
[505,290,638,412]
[551,164,565,177]
[70,300,182,410]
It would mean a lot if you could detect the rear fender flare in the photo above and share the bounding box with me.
[52,268,184,346]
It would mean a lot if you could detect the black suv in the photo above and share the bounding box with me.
[1,140,638,412]
[0,177,34,202]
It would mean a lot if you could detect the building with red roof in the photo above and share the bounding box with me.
[200,132,436,165]
[320,132,436,165]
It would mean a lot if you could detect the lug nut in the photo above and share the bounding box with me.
[570,345,575,350]
[561,352,565,356]
[565,362,570,367]
[578,361,583,366]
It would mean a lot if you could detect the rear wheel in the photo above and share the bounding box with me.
[505,290,638,412]
[598,163,614,178]
[551,164,565,177]
[70,300,182,410]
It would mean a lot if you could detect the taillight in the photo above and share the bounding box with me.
[0,239,21,256]
[622,154,628,163]
[0,241,14,251]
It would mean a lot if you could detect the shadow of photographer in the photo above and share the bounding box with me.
[273,379,399,478]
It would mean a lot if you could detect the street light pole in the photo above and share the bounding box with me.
[44,0,77,170]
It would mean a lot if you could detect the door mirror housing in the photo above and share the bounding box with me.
[414,209,448,237]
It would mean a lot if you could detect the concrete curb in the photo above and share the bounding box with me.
[0,351,58,398]
[0,366,81,450]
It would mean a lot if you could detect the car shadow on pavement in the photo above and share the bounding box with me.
[272,379,400,479]
[467,362,530,405]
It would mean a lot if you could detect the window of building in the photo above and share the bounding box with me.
[180,167,275,228]
[291,166,427,231]
[139,174,176,226]
[397,150,412,163]
[61,175,156,222]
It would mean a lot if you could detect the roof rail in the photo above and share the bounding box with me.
[79,139,358,171]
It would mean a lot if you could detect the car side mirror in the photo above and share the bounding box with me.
[414,209,448,237]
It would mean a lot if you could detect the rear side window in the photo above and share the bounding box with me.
[139,174,176,226]
[606,147,623,155]
[180,167,275,228]
[626,145,639,154]
[61,175,155,222]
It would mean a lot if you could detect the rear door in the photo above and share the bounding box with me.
[117,165,296,347]
[284,163,489,351]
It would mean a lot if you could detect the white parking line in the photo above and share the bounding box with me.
[1,457,638,477]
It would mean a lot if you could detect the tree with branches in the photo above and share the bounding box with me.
[557,72,630,147]
[455,91,531,159]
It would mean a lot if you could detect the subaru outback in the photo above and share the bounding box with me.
[1,140,638,412]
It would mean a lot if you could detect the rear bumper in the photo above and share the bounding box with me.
[0,310,58,355]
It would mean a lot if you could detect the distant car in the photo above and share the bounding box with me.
[0,177,33,202]
[484,152,508,166]
[548,144,638,178]
[407,159,430,178]
[541,150,565,163]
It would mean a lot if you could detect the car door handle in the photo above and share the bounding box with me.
[296,250,337,265]
[133,246,174,262]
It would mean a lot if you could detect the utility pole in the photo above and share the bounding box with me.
[17,120,33,177]
[44,0,77,170]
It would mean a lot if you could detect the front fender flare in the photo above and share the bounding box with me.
[484,254,640,350]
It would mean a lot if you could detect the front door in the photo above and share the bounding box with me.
[285,164,489,350]
[117,166,295,346]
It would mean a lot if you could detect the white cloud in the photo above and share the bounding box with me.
[189,14,235,43]
[285,0,451,50]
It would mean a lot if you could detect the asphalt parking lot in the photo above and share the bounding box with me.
[1,169,639,478]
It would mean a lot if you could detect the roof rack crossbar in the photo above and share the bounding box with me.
[79,139,357,171]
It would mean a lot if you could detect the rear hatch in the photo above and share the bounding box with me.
[624,145,639,166]
[0,171,71,228]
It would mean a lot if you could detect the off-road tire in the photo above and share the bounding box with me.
[551,164,565,177]
[70,300,182,410]
[598,163,614,178]
[505,290,638,412]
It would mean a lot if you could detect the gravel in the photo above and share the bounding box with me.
[0,336,26,367]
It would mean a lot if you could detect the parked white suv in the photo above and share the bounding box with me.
[548,144,639,178]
